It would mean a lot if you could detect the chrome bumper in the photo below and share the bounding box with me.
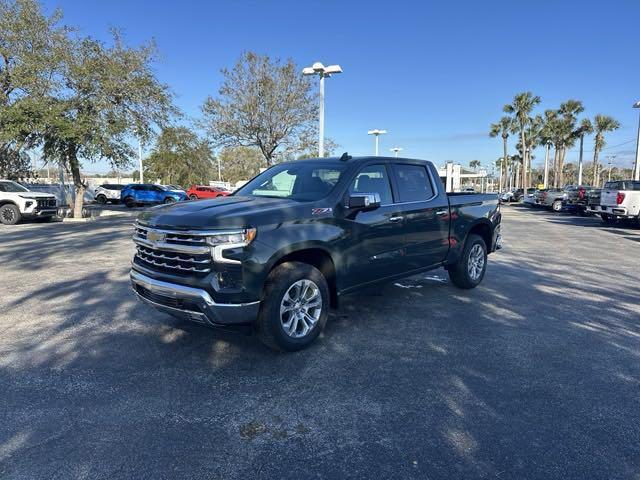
[130,270,260,326]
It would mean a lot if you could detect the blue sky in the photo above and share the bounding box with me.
[43,0,640,172]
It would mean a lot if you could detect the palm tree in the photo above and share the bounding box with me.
[591,115,621,186]
[555,100,584,187]
[469,159,481,170]
[489,116,515,192]
[503,92,541,192]
[575,118,593,185]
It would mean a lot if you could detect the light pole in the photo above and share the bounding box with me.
[390,147,403,158]
[302,62,343,157]
[633,101,640,181]
[368,129,387,156]
[138,136,144,184]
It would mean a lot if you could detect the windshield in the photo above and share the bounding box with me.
[0,180,29,193]
[235,162,347,201]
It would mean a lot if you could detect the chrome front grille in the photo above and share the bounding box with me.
[133,222,212,275]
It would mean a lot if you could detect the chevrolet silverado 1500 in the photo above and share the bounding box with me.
[130,156,502,350]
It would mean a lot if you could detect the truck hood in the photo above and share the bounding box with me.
[137,195,308,230]
[4,191,56,199]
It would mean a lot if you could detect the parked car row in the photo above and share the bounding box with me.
[91,183,232,208]
[502,180,640,226]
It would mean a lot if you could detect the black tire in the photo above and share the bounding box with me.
[552,200,562,212]
[256,261,330,352]
[189,194,198,200]
[448,234,487,289]
[0,204,21,225]
[96,194,107,205]
[601,213,616,225]
[124,196,135,208]
[163,197,176,204]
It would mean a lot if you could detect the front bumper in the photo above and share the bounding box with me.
[130,270,260,326]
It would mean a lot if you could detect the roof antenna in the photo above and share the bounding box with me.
[339,152,352,161]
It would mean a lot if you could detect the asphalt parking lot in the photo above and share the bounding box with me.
[1,207,639,479]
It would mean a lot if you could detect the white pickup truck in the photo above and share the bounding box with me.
[0,179,58,225]
[597,180,640,225]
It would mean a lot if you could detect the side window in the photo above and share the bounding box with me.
[392,164,434,202]
[349,164,393,205]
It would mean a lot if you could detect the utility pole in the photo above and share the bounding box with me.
[577,132,586,185]
[607,155,616,182]
[633,101,640,181]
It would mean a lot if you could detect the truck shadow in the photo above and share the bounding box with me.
[1,215,639,478]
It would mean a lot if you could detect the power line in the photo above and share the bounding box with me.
[566,139,635,154]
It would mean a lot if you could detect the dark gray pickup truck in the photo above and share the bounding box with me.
[130,155,502,350]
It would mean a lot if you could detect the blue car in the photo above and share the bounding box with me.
[121,183,188,208]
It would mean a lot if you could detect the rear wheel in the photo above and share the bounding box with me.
[552,200,562,212]
[448,234,487,289]
[189,194,198,200]
[0,204,21,225]
[163,197,176,204]
[124,196,135,208]
[256,262,329,351]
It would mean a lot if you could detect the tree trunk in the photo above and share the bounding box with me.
[552,148,559,188]
[520,129,527,190]
[501,135,508,192]
[68,148,85,219]
[592,146,600,186]
[558,146,566,188]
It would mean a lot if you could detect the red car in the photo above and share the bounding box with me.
[186,185,231,200]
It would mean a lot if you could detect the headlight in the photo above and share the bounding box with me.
[206,228,257,265]
[205,228,256,246]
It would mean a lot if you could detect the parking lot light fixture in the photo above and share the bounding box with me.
[367,129,387,156]
[390,147,403,158]
[633,101,640,181]
[303,62,343,158]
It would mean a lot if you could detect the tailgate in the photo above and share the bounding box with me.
[600,189,619,207]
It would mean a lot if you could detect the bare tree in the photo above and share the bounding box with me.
[202,52,318,166]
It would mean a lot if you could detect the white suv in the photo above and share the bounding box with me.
[93,184,125,204]
[0,180,58,225]
[598,180,640,225]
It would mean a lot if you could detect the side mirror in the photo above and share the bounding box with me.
[348,193,381,210]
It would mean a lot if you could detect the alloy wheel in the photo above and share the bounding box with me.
[280,279,322,338]
[467,244,485,281]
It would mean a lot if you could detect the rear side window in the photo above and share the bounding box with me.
[626,181,640,190]
[349,164,394,205]
[392,164,435,202]
[604,182,623,190]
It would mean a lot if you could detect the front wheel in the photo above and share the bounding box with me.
[189,194,198,200]
[256,262,329,351]
[448,234,487,289]
[163,197,176,204]
[0,204,22,225]
[96,194,107,205]
[124,196,135,208]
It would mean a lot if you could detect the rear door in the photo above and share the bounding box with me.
[389,162,450,269]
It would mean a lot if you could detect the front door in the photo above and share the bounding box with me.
[340,164,408,289]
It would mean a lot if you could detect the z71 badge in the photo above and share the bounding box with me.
[312,207,333,216]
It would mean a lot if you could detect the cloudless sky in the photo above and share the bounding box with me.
[42,0,640,172]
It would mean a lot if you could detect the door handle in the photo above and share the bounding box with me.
[435,210,448,216]
[389,216,404,223]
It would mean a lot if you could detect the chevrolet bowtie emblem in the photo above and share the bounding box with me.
[147,231,165,243]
